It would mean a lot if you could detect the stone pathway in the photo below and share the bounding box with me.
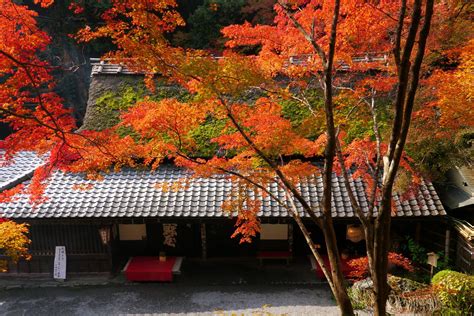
[0,283,340,315]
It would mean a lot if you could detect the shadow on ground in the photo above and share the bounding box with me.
[0,258,339,315]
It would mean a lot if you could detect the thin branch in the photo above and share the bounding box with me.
[387,0,422,164]
[278,1,327,66]
[388,0,434,184]
[334,133,368,226]
[368,90,382,215]
[393,0,407,70]
[283,187,337,293]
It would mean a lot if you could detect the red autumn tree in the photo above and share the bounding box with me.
[0,0,66,262]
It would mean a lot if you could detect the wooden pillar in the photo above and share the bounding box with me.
[288,223,293,265]
[415,222,421,243]
[445,228,451,263]
[288,223,294,253]
[200,223,207,260]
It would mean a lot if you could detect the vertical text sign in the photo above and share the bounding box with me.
[53,246,67,280]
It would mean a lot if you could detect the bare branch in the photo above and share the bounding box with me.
[334,133,368,226]
[393,0,407,70]
[278,2,327,66]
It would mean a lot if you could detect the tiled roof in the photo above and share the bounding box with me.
[0,151,45,191]
[91,59,138,76]
[90,54,389,76]
[0,165,445,219]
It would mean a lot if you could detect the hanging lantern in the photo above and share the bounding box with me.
[98,226,111,245]
[346,224,364,243]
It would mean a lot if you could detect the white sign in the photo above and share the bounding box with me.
[53,246,67,280]
[427,252,439,267]
[118,224,147,241]
[260,224,288,240]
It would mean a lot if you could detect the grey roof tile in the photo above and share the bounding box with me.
[0,151,45,191]
[0,163,446,219]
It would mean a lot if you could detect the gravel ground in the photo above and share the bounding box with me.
[0,283,340,316]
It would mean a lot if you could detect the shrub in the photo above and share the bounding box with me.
[348,275,441,313]
[387,276,442,314]
[347,252,414,281]
[348,278,375,310]
[432,270,474,315]
[0,220,31,263]
[389,286,441,314]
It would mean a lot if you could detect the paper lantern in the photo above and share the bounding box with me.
[346,224,364,243]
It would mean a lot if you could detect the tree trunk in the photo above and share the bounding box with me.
[322,224,355,316]
[369,187,393,315]
[291,211,355,316]
[333,280,355,316]
[372,225,390,315]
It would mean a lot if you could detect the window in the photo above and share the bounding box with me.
[118,224,147,241]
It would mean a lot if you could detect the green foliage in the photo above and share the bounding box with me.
[92,84,147,130]
[347,281,374,310]
[431,270,452,284]
[404,236,453,275]
[189,117,227,158]
[345,119,374,142]
[406,236,428,265]
[90,81,191,131]
[280,99,312,126]
[348,285,373,310]
[433,251,453,272]
[406,132,473,181]
[432,270,474,315]
[186,0,246,49]
[96,86,146,112]
[339,97,391,144]
[280,90,324,139]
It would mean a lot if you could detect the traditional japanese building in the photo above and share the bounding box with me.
[0,149,447,274]
[0,60,450,275]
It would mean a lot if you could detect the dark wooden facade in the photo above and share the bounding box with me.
[1,217,450,275]
[4,223,110,274]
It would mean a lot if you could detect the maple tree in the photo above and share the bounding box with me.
[0,0,472,315]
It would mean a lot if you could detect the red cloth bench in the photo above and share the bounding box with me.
[257,251,292,265]
[124,256,177,282]
[310,255,352,279]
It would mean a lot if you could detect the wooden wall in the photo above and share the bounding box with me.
[4,223,111,274]
[455,230,474,274]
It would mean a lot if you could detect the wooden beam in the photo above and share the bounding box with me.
[288,223,294,254]
[415,222,421,243]
[200,223,207,260]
